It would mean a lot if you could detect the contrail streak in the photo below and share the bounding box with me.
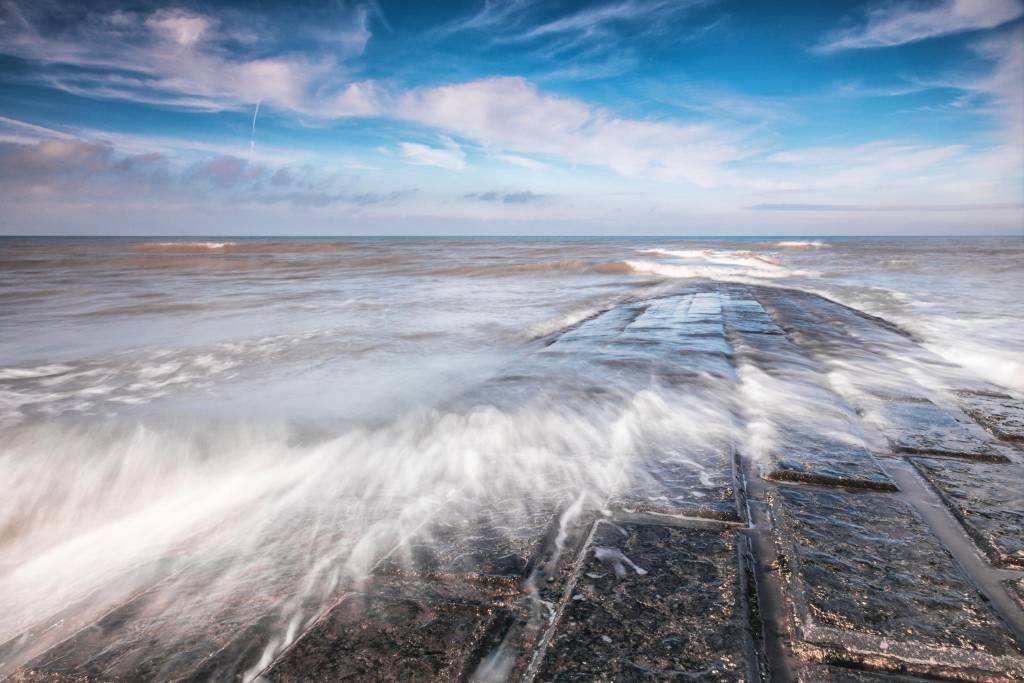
[249,99,262,158]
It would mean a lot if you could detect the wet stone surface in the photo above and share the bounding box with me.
[727,330,817,375]
[765,428,896,491]
[795,664,938,682]
[610,447,740,522]
[535,520,756,682]
[376,503,556,591]
[957,391,1024,442]
[1005,578,1024,613]
[14,583,281,683]
[721,296,785,336]
[261,593,505,682]
[12,284,1024,683]
[866,399,1006,461]
[770,485,1024,679]
[911,457,1024,569]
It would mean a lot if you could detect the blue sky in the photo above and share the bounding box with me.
[0,0,1021,235]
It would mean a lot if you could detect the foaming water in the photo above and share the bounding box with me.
[0,235,1021,678]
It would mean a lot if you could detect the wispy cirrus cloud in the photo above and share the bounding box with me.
[818,0,1023,51]
[396,137,466,171]
[0,1,376,115]
[394,76,747,186]
[436,0,711,75]
[465,190,550,204]
[512,0,701,43]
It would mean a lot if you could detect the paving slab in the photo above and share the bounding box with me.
[866,399,1007,461]
[722,300,785,336]
[727,331,817,374]
[1005,578,1024,613]
[625,295,689,331]
[677,320,725,336]
[957,391,1024,442]
[0,555,179,677]
[260,593,506,682]
[675,334,733,355]
[610,448,741,521]
[663,352,737,383]
[11,557,294,683]
[795,663,941,682]
[376,502,557,593]
[770,485,1024,680]
[764,428,896,491]
[910,457,1024,569]
[466,511,601,682]
[682,292,724,320]
[535,520,758,682]
[549,303,646,346]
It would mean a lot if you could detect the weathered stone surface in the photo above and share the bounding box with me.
[722,298,785,336]
[681,292,724,322]
[14,561,287,683]
[678,320,725,336]
[911,457,1024,569]
[866,399,1006,461]
[536,520,758,681]
[1005,578,1024,613]
[663,352,737,382]
[675,334,732,355]
[770,485,1024,680]
[551,304,646,346]
[378,503,555,591]
[765,428,896,491]
[728,316,785,335]
[261,593,504,682]
[958,391,1024,442]
[0,556,179,678]
[610,448,740,521]
[796,664,938,682]
[727,330,817,374]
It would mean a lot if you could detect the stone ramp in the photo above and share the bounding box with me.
[8,283,1024,683]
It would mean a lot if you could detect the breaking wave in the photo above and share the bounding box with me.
[774,240,830,250]
[625,247,818,281]
[133,241,359,253]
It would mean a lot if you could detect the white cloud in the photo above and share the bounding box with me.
[144,8,215,47]
[0,2,372,114]
[819,0,1023,51]
[394,77,746,186]
[760,141,968,195]
[397,138,467,170]
[516,0,693,41]
[494,153,550,170]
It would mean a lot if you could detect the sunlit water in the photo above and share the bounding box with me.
[0,236,1021,677]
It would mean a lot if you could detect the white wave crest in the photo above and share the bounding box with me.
[774,240,830,249]
[624,259,817,281]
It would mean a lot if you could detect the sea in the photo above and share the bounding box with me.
[0,235,1021,677]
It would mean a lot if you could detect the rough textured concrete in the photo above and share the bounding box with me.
[535,520,756,682]
[1006,578,1024,613]
[958,391,1024,442]
[262,593,505,682]
[911,457,1024,569]
[377,504,556,589]
[770,484,1024,680]
[609,448,740,521]
[764,427,896,491]
[867,399,1007,461]
[795,664,942,682]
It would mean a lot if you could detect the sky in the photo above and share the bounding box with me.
[0,0,1021,235]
